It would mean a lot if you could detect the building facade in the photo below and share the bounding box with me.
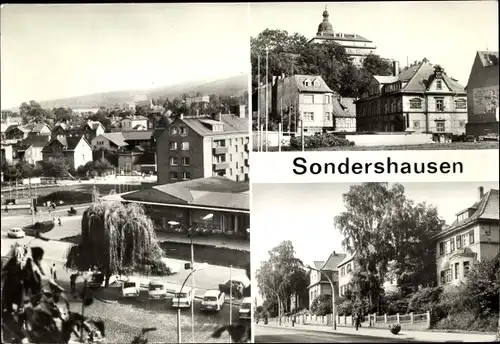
[465,51,499,136]
[156,113,249,184]
[308,8,377,67]
[356,60,468,141]
[433,187,499,288]
[16,136,51,165]
[307,251,345,309]
[91,132,129,151]
[42,136,93,170]
[121,115,149,131]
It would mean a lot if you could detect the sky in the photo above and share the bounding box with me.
[0,3,250,109]
[249,1,499,86]
[251,181,499,304]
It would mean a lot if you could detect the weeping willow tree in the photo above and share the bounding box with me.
[65,201,165,286]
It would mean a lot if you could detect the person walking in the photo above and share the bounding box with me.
[58,217,62,226]
[70,273,78,297]
[355,312,361,331]
[50,263,57,281]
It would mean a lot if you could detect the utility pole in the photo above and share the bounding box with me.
[265,46,269,152]
[28,179,35,225]
[229,265,233,343]
[301,116,305,152]
[257,55,261,152]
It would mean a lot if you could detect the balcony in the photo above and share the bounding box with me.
[213,146,228,155]
[213,162,230,171]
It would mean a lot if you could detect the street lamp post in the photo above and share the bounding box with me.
[305,265,337,331]
[169,214,213,342]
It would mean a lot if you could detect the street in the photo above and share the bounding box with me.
[254,324,417,343]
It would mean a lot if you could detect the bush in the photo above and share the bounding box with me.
[381,292,409,315]
[407,286,443,314]
[37,190,93,206]
[310,294,332,316]
[389,323,401,334]
[336,297,354,316]
[23,220,55,236]
[290,132,354,149]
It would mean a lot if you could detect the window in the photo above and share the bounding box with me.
[181,172,191,180]
[346,263,352,273]
[384,102,389,114]
[169,157,178,166]
[235,145,238,153]
[325,95,331,103]
[214,140,225,147]
[440,271,445,284]
[180,126,188,136]
[410,98,422,109]
[454,263,459,279]
[215,155,226,163]
[169,142,178,150]
[170,172,179,180]
[325,112,332,121]
[340,266,345,277]
[397,100,402,112]
[469,230,475,244]
[445,269,452,283]
[181,142,189,151]
[455,99,466,109]
[436,121,445,132]
[456,235,462,249]
[436,98,444,111]
[303,95,313,104]
[463,261,470,277]
[462,233,469,246]
[439,242,445,255]
[303,112,314,121]
[436,80,442,90]
[182,157,190,166]
[169,126,179,135]
[450,238,455,252]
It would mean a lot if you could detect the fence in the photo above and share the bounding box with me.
[269,311,431,331]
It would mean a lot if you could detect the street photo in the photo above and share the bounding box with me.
[250,2,499,152]
[1,4,250,344]
[251,182,499,343]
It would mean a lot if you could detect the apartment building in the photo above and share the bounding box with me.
[433,187,499,288]
[307,251,345,309]
[156,113,249,184]
[356,59,468,142]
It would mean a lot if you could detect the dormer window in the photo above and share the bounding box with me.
[436,80,442,90]
[312,79,320,87]
[303,79,311,87]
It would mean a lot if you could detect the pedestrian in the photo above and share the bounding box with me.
[50,263,57,281]
[355,312,361,331]
[70,273,78,297]
[58,217,62,226]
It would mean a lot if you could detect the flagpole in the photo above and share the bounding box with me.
[257,55,261,152]
[265,46,269,152]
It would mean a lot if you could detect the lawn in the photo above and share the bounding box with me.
[264,141,499,152]
[60,235,250,269]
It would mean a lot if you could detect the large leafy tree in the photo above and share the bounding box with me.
[52,107,73,123]
[65,201,165,286]
[466,253,500,316]
[40,158,71,181]
[20,101,55,125]
[357,54,393,95]
[335,183,443,308]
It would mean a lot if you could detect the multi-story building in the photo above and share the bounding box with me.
[25,123,52,137]
[307,251,345,309]
[120,115,149,131]
[91,132,129,151]
[4,125,30,144]
[356,59,468,141]
[42,136,93,170]
[15,135,51,165]
[156,113,249,184]
[308,8,377,67]
[465,51,499,137]
[433,187,499,288]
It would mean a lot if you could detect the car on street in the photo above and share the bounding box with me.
[172,286,194,308]
[201,290,225,312]
[148,281,168,300]
[218,279,245,299]
[239,297,252,321]
[88,272,118,288]
[7,227,25,239]
[121,279,140,298]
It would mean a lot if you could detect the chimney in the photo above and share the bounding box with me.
[215,112,222,122]
[392,60,399,77]
[478,186,484,200]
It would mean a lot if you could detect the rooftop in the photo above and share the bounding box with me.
[321,251,347,270]
[477,51,499,67]
[100,132,128,147]
[289,75,334,94]
[178,114,248,137]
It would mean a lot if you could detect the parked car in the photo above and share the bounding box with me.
[7,227,25,239]
[172,287,193,308]
[218,280,244,299]
[238,297,252,321]
[121,279,140,298]
[88,272,118,288]
[148,281,168,300]
[201,290,225,312]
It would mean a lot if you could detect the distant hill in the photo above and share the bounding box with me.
[7,74,248,111]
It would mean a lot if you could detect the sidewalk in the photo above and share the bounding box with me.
[265,322,498,342]
[156,231,250,252]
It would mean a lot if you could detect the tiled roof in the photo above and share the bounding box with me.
[121,130,154,141]
[311,33,372,43]
[332,98,355,118]
[339,97,356,118]
[19,135,50,148]
[5,124,29,134]
[31,123,50,133]
[337,253,356,268]
[321,252,347,271]
[477,51,499,67]
[180,114,248,137]
[313,261,325,270]
[87,120,103,131]
[374,76,398,84]
[123,176,249,211]
[101,132,128,147]
[42,136,88,152]
[434,189,499,239]
[54,123,69,131]
[290,75,333,93]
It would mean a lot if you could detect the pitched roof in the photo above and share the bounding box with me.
[477,51,499,67]
[313,261,325,270]
[332,98,356,118]
[121,130,154,141]
[321,252,347,271]
[31,123,50,133]
[434,189,499,239]
[100,132,128,147]
[5,124,29,134]
[311,33,372,43]
[339,97,356,118]
[133,124,147,130]
[19,135,50,149]
[338,253,356,268]
[374,76,398,84]
[87,120,103,130]
[53,122,69,131]
[289,75,333,93]
[123,176,249,211]
[179,114,248,137]
[42,136,89,152]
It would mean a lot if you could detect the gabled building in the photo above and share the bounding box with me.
[465,51,499,136]
[4,125,30,143]
[307,251,346,309]
[156,113,249,184]
[121,130,154,150]
[26,122,52,137]
[15,135,51,165]
[71,120,105,141]
[433,187,499,288]
[308,8,377,67]
[51,122,72,139]
[121,115,149,131]
[42,136,93,170]
[355,59,468,141]
[91,132,129,151]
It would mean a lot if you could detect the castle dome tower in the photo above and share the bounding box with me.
[317,6,334,36]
